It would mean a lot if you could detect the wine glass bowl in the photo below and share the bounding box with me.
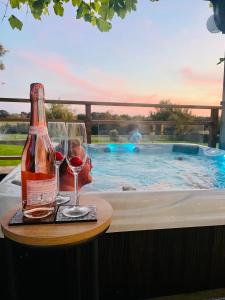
[47,122,70,205]
[55,151,64,163]
[62,123,90,218]
[69,155,83,172]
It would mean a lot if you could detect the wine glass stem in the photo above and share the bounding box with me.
[74,172,79,206]
[55,164,60,196]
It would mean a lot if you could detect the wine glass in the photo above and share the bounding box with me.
[62,122,90,218]
[47,122,70,205]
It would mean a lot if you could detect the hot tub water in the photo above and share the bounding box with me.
[82,144,225,192]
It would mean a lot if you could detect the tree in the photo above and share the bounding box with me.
[149,100,194,135]
[150,100,193,121]
[5,0,159,32]
[0,44,8,70]
[0,109,9,118]
[46,103,75,121]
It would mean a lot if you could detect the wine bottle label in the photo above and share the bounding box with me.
[29,126,48,136]
[27,178,56,205]
[38,88,44,122]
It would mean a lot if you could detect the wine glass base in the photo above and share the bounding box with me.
[62,206,90,218]
[56,194,71,205]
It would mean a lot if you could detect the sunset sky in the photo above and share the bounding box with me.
[0,0,225,116]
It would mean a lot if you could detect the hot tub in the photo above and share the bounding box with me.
[1,143,225,234]
[2,143,225,299]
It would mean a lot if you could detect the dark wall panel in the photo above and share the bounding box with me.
[1,225,225,300]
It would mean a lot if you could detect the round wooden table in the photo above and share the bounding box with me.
[1,195,113,300]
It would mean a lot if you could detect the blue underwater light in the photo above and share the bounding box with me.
[123,143,136,152]
[104,144,117,152]
[104,144,140,153]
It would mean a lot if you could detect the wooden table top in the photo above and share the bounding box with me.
[1,195,113,247]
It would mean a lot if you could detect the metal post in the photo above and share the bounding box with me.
[219,53,225,149]
[209,108,219,148]
[85,104,92,144]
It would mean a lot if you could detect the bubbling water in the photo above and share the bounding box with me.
[82,144,224,192]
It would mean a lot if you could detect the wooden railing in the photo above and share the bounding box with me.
[0,98,221,162]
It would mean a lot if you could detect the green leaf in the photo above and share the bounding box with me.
[91,15,97,26]
[118,7,126,19]
[96,17,112,32]
[84,13,91,22]
[8,15,23,30]
[54,2,64,16]
[76,2,90,19]
[91,1,100,12]
[117,0,125,5]
[32,0,44,10]
[72,0,82,7]
[108,8,114,20]
[76,5,83,19]
[10,0,20,9]
[29,9,42,19]
[99,2,109,20]
[111,0,126,15]
[29,0,45,20]
[43,6,49,15]
[125,0,137,12]
[98,1,114,20]
[118,0,126,8]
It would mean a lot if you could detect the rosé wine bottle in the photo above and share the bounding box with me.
[21,83,56,219]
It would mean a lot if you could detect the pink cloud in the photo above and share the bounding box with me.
[180,67,221,86]
[19,51,220,117]
[20,51,104,95]
[19,51,157,103]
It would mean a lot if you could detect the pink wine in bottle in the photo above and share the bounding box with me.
[21,83,56,218]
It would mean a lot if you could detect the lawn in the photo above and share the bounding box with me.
[0,144,23,166]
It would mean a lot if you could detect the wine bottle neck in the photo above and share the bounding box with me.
[30,83,47,127]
